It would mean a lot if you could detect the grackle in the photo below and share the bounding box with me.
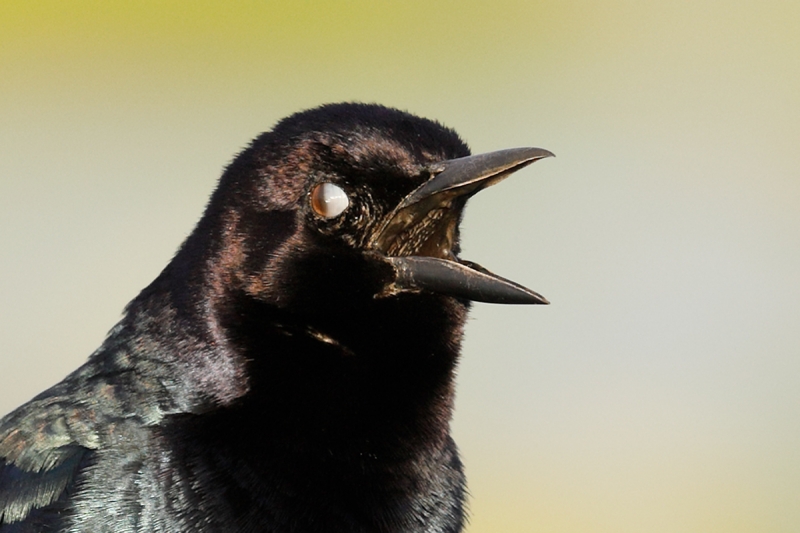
[0,103,552,532]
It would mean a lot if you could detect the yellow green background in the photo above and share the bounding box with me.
[1,2,799,531]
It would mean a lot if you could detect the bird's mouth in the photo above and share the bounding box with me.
[369,147,553,304]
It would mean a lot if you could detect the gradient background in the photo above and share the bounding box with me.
[1,2,799,531]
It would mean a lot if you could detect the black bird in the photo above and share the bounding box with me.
[0,103,552,532]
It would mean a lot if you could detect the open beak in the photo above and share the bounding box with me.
[370,147,553,305]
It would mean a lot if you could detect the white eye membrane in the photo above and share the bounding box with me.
[310,182,350,219]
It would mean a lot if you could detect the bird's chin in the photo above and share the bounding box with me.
[368,147,553,305]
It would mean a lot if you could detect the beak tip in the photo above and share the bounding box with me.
[528,147,555,160]
[521,291,550,305]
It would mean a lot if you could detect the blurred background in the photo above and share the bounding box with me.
[1,1,798,531]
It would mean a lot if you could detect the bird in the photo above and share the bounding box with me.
[0,103,552,532]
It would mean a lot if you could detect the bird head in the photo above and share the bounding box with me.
[187,103,551,320]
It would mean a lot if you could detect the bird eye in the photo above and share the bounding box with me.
[310,183,349,218]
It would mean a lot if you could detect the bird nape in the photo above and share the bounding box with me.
[0,103,552,533]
